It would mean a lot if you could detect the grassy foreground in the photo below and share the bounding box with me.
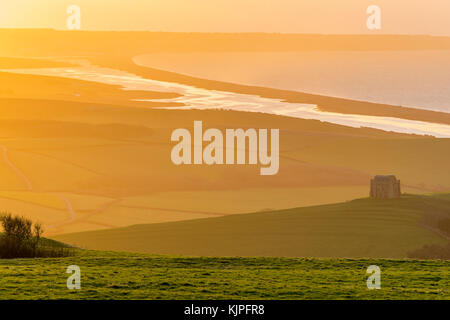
[0,250,448,300]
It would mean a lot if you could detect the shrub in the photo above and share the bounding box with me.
[0,213,72,259]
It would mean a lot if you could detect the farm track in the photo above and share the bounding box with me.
[1,145,78,230]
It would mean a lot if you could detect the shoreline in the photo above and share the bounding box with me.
[97,55,450,126]
[7,57,450,137]
[90,56,450,137]
[134,51,450,114]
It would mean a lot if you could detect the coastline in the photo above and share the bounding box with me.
[134,51,450,113]
[85,55,450,137]
[10,60,450,137]
[105,55,450,126]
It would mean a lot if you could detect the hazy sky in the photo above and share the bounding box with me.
[1,0,449,35]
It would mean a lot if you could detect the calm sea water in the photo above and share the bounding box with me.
[135,51,450,113]
[8,64,450,137]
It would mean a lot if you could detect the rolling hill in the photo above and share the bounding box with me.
[53,193,450,258]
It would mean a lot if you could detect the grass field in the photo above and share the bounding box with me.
[0,250,448,300]
[54,194,450,258]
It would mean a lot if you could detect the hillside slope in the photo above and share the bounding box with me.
[53,194,450,258]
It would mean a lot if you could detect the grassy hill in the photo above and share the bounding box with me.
[53,194,450,258]
[0,250,448,299]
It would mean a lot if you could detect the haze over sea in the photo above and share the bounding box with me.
[135,51,450,113]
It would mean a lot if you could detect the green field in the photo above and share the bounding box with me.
[54,194,450,258]
[0,250,448,300]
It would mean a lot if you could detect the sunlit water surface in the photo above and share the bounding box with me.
[7,64,450,138]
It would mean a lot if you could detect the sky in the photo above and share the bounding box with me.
[0,0,449,35]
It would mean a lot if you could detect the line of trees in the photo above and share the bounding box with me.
[0,213,71,258]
